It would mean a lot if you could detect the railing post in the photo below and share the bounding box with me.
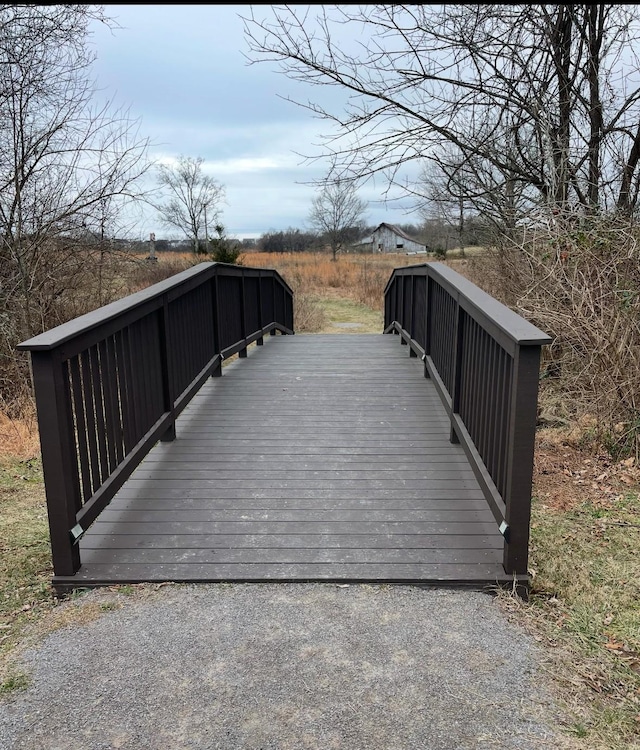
[393,276,398,327]
[449,301,464,443]
[285,283,294,332]
[387,277,398,334]
[384,281,391,330]
[159,295,176,441]
[270,275,277,335]
[409,275,417,357]
[239,268,248,357]
[503,345,543,575]
[256,270,264,345]
[399,274,406,344]
[279,282,287,334]
[424,272,431,378]
[211,270,222,376]
[30,350,82,575]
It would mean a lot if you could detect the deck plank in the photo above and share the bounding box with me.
[61,334,513,589]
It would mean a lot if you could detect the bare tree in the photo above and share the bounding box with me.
[0,4,152,405]
[0,4,150,325]
[259,228,318,253]
[308,181,367,260]
[243,5,640,221]
[156,156,225,254]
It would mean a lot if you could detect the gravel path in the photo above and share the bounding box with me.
[0,584,566,750]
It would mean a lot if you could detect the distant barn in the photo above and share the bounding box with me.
[355,223,428,254]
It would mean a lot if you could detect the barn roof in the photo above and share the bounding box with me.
[373,223,424,244]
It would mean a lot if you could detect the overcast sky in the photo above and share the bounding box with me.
[88,4,418,241]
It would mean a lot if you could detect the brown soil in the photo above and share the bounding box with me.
[533,427,640,511]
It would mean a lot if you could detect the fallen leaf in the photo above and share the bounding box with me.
[605,640,624,651]
[625,660,640,674]
[603,614,614,626]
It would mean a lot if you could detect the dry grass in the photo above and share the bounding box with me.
[0,409,39,460]
[0,456,53,689]
[238,251,417,311]
[236,250,423,334]
[493,427,640,749]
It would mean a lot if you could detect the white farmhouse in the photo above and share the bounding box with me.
[357,223,428,254]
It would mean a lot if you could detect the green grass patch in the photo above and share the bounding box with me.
[525,491,640,748]
[0,457,54,663]
[319,296,384,333]
[0,671,30,695]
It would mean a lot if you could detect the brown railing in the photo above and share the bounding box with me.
[18,262,294,576]
[384,262,551,577]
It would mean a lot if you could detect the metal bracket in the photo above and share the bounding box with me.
[499,521,510,541]
[70,524,84,544]
[421,354,427,362]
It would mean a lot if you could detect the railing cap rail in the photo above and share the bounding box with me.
[17,261,292,352]
[387,261,552,346]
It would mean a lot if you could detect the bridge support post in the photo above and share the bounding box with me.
[503,345,542,576]
[30,350,82,576]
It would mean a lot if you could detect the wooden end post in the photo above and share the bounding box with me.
[503,345,543,575]
[30,350,82,576]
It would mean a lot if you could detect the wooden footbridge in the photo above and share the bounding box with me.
[18,261,550,593]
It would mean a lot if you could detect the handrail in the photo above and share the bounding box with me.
[17,261,294,576]
[383,262,551,577]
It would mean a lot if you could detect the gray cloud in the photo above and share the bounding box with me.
[89,4,418,239]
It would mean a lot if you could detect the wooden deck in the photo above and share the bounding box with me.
[54,333,513,589]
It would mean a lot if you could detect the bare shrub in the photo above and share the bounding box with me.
[468,217,640,458]
[1,244,139,412]
[0,248,196,418]
[355,258,391,309]
[126,253,195,293]
[286,272,327,333]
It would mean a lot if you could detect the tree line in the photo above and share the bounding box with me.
[151,219,489,257]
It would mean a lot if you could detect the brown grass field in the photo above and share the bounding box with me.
[1,249,639,748]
